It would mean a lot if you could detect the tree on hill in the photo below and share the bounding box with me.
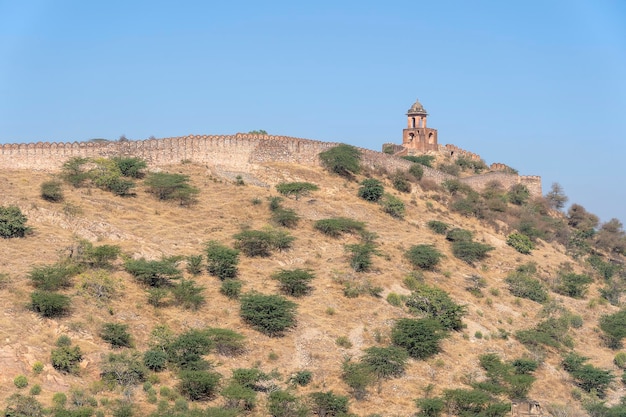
[318,144,361,178]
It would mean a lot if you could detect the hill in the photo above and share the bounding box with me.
[0,146,625,417]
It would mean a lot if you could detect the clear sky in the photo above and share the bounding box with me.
[1,1,625,223]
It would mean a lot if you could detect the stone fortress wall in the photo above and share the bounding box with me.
[0,133,541,196]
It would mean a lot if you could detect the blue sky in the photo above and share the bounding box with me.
[1,1,625,223]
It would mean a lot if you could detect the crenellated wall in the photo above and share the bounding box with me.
[0,133,540,196]
[459,171,542,197]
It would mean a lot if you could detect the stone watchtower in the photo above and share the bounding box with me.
[402,99,438,153]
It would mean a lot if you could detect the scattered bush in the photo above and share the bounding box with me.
[387,292,403,307]
[186,254,203,275]
[172,279,205,310]
[405,284,466,330]
[233,228,294,257]
[29,385,41,396]
[101,351,147,387]
[206,328,246,356]
[562,352,614,396]
[515,315,573,350]
[380,193,405,219]
[357,179,384,202]
[30,290,71,317]
[508,184,530,206]
[4,394,43,417]
[0,205,29,238]
[41,180,64,202]
[81,242,121,268]
[404,244,444,270]
[111,156,147,178]
[206,241,239,280]
[221,381,256,411]
[391,318,446,359]
[507,233,534,254]
[124,257,181,287]
[61,157,91,187]
[273,269,316,297]
[361,346,408,379]
[166,329,214,370]
[275,182,319,199]
[345,243,376,272]
[409,163,424,181]
[341,360,373,400]
[51,343,83,374]
[504,268,548,303]
[314,217,365,237]
[402,154,434,167]
[14,375,28,389]
[240,292,297,337]
[28,262,79,291]
[451,241,494,264]
[309,391,349,417]
[289,370,313,386]
[391,171,412,193]
[177,370,221,401]
[415,397,445,417]
[427,220,449,235]
[599,309,626,349]
[445,228,473,242]
[268,389,308,417]
[220,280,242,299]
[614,352,626,369]
[143,349,168,372]
[100,323,133,348]
[144,172,199,205]
[318,144,361,178]
[554,272,593,299]
[443,388,509,417]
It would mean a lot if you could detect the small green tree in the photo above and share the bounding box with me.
[101,351,147,387]
[445,228,473,242]
[508,184,530,205]
[505,270,548,303]
[268,390,308,417]
[271,208,300,228]
[562,352,614,396]
[341,359,373,400]
[314,218,365,237]
[100,323,133,348]
[172,279,205,310]
[0,205,29,238]
[391,318,446,359]
[507,233,534,254]
[111,157,147,178]
[600,310,626,349]
[220,280,242,299]
[427,220,449,235]
[206,328,246,356]
[451,241,494,264]
[143,349,167,372]
[166,329,214,370]
[546,182,568,210]
[51,343,83,374]
[272,269,316,297]
[361,346,408,379]
[206,241,239,280]
[308,391,349,417]
[40,180,64,202]
[28,262,79,291]
[415,397,445,417]
[554,272,593,299]
[345,243,377,272]
[177,370,222,401]
[357,179,384,202]
[391,171,412,193]
[405,284,466,330]
[409,163,424,181]
[405,245,444,270]
[275,182,319,200]
[61,157,90,187]
[124,257,181,287]
[402,154,435,167]
[233,229,294,257]
[380,193,405,219]
[30,291,71,317]
[4,394,43,417]
[144,172,199,205]
[318,144,361,178]
[240,292,297,337]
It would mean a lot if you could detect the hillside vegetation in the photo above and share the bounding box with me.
[0,148,625,417]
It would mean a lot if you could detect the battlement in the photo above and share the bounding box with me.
[441,144,482,161]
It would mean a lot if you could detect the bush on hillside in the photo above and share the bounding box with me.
[515,315,572,350]
[357,178,384,202]
[111,156,147,178]
[51,344,83,374]
[271,207,300,228]
[415,397,445,417]
[309,391,349,417]
[124,257,181,287]
[40,180,64,202]
[508,184,530,206]
[554,272,593,299]
[171,279,205,310]
[166,328,214,370]
[391,318,446,359]
[341,359,373,400]
[206,328,245,356]
[30,290,71,317]
[272,269,316,297]
[445,228,473,242]
[345,243,377,272]
[361,346,409,379]
[220,280,242,299]
[314,217,365,237]
[100,322,133,348]
[206,241,239,280]
[391,171,412,193]
[318,144,361,178]
[0,205,29,238]
[177,370,222,401]
[405,284,466,330]
[144,172,199,206]
[402,154,434,167]
[562,352,614,396]
[380,193,405,219]
[268,390,308,417]
[100,351,147,387]
[233,228,294,257]
[404,244,444,270]
[504,265,548,303]
[61,157,91,187]
[507,233,534,254]
[409,163,424,181]
[275,182,319,199]
[240,292,297,337]
[599,310,626,349]
[28,262,80,291]
[143,349,167,372]
[427,220,449,235]
[451,241,494,264]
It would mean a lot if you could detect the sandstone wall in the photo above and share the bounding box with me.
[459,171,542,196]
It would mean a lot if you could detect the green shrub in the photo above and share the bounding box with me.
[445,228,473,242]
[82,243,121,268]
[233,228,294,257]
[186,254,203,275]
[409,163,424,181]
[144,172,199,205]
[562,352,614,396]
[275,182,319,199]
[427,220,449,235]
[221,382,256,411]
[507,233,534,254]
[14,375,28,389]
[289,370,313,386]
[345,243,376,272]
[232,368,269,390]
[271,208,300,228]
[41,180,64,202]
[29,385,41,396]
[0,205,29,238]
[165,329,214,371]
[206,328,246,356]
[101,351,147,387]
[391,171,412,193]
[51,344,83,374]
[32,361,44,375]
[31,290,71,317]
[268,196,283,211]
[56,334,72,347]
[144,349,168,372]
[124,257,181,287]
[504,271,548,303]
[402,155,434,167]
[386,292,403,307]
[178,370,221,401]
[554,272,593,299]
[361,346,408,379]
[268,389,308,417]
[318,144,361,177]
[172,279,205,310]
[111,157,147,178]
[240,293,297,337]
[451,241,494,264]
[380,193,405,219]
[220,280,242,299]
[4,394,43,417]
[206,241,239,280]
[314,217,365,237]
[614,352,626,369]
[405,284,466,330]
[272,269,316,297]
[511,358,539,374]
[61,157,91,187]
[341,360,373,400]
[28,262,79,291]
[335,336,352,348]
[442,389,509,417]
[508,184,530,205]
[515,316,572,350]
[100,323,133,348]
[391,318,446,359]
[415,397,445,417]
[404,244,444,270]
[599,309,626,349]
[357,179,384,202]
[309,391,349,417]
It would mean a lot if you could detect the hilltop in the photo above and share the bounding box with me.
[0,143,625,417]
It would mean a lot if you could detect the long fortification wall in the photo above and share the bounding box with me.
[0,134,539,196]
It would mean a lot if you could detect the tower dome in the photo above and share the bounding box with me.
[407,99,428,115]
